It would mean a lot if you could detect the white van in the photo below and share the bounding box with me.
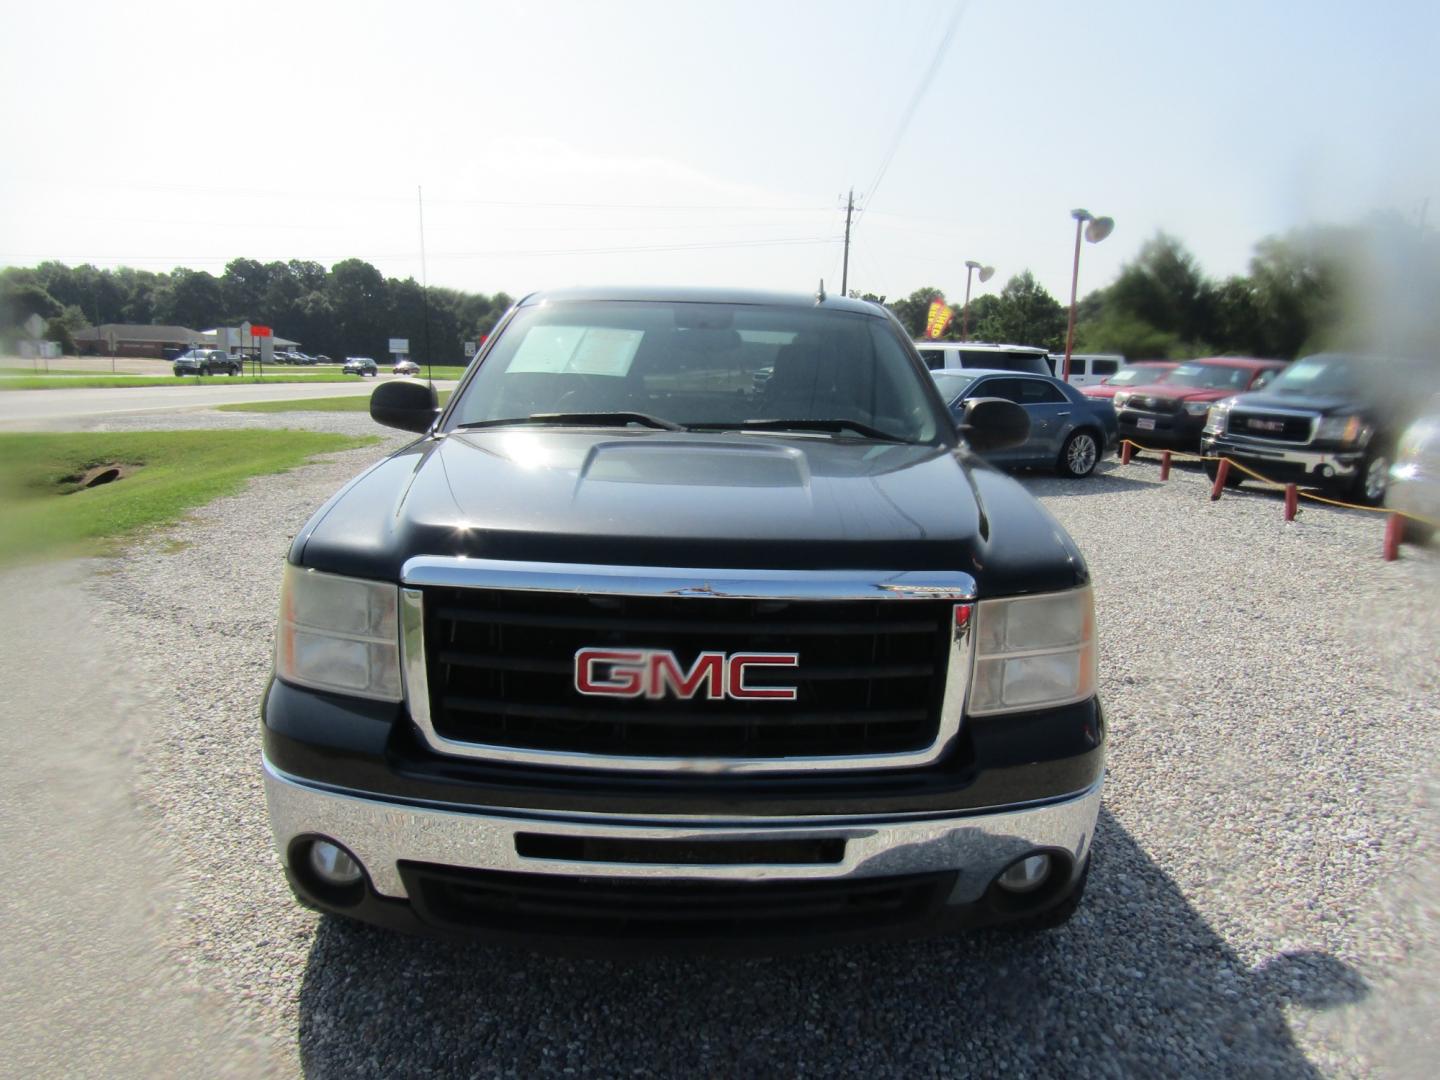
[912,342,1053,376]
[1047,353,1127,388]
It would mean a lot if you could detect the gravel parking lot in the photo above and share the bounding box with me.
[3,417,1436,1078]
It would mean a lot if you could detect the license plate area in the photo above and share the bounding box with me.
[1137,418,1156,430]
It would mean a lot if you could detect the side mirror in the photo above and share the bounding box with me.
[371,379,440,433]
[958,397,1030,452]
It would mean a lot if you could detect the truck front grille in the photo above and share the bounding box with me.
[422,587,950,760]
[1229,410,1316,443]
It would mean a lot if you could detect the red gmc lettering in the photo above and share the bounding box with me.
[646,651,725,700]
[574,648,798,701]
[726,653,799,700]
[574,649,647,697]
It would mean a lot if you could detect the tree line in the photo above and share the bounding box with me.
[3,215,1433,363]
[867,214,1437,362]
[0,258,513,362]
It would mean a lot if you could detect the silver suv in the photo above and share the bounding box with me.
[913,342,1053,376]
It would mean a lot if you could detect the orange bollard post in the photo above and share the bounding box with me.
[1209,459,1229,501]
[1383,513,1402,561]
[1283,484,1298,522]
[1160,451,1171,481]
[1120,441,1133,465]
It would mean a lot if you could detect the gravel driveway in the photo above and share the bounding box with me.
[6,415,1436,1078]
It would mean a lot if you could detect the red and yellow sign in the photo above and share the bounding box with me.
[924,298,953,339]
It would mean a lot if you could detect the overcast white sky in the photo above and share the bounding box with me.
[1,0,1435,305]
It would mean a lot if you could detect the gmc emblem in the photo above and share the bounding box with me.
[1248,418,1285,431]
[574,648,799,701]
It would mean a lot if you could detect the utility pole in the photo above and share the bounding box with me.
[841,188,855,297]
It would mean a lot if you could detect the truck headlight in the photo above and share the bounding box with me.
[968,588,1096,715]
[275,565,402,701]
[1315,415,1368,446]
[1183,401,1212,417]
[1112,392,1131,408]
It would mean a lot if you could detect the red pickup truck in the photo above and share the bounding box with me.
[1113,358,1286,450]
[1081,361,1178,401]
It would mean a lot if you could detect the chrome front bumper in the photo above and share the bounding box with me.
[1202,434,1363,477]
[263,756,1102,903]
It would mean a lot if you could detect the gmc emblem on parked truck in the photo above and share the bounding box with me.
[574,648,800,701]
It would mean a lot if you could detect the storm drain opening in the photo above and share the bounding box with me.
[58,462,135,493]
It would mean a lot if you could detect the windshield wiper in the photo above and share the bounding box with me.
[691,418,910,442]
[455,412,685,432]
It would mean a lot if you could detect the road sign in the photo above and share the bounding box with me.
[388,338,409,354]
[463,341,477,357]
[251,324,273,338]
[23,314,46,338]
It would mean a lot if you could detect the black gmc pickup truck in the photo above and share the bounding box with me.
[1202,352,1440,504]
[263,288,1105,950]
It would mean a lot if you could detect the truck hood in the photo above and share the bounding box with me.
[292,429,1087,596]
[1121,383,1233,404]
[1227,390,1357,414]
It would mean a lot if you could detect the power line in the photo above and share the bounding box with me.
[862,0,969,212]
[0,176,830,214]
[0,236,842,266]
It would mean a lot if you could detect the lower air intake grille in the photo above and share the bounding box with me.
[400,863,953,941]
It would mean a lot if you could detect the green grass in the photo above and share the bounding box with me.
[218,389,453,413]
[0,373,392,390]
[0,430,379,565]
[0,366,96,376]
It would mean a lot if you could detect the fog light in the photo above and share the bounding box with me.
[997,854,1052,893]
[308,839,363,887]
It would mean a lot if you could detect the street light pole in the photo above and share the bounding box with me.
[1061,208,1114,382]
[960,259,994,342]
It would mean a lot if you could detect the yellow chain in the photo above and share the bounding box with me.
[1119,440,1440,529]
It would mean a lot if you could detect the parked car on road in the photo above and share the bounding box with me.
[173,349,241,377]
[1115,358,1285,451]
[343,356,379,377]
[1081,361,1179,401]
[1203,353,1440,505]
[931,368,1118,478]
[913,342,1053,376]
[393,359,420,376]
[1388,394,1440,543]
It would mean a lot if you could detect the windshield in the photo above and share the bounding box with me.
[1264,354,1358,396]
[930,372,977,400]
[448,301,942,442]
[1109,365,1171,387]
[1167,363,1259,390]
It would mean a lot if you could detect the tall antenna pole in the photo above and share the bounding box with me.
[841,188,855,296]
[418,185,433,385]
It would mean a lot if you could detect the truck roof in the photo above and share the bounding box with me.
[518,286,884,316]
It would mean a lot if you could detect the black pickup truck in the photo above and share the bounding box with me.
[1202,352,1439,504]
[263,288,1105,950]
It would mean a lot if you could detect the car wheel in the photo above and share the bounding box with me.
[1352,450,1390,506]
[1203,459,1244,488]
[1058,431,1099,478]
[1400,517,1434,546]
[197,365,208,376]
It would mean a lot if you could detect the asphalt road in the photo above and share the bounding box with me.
[0,377,457,429]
